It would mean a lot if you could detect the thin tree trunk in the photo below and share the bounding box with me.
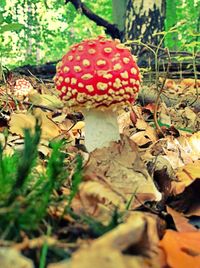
[123,0,166,65]
[112,0,128,32]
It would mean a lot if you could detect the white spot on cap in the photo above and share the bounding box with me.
[116,44,125,50]
[103,73,113,79]
[71,78,77,85]
[78,45,84,51]
[81,74,93,80]
[130,78,136,84]
[66,91,72,97]
[86,85,94,92]
[88,49,96,54]
[125,87,132,93]
[82,59,90,67]
[78,83,84,88]
[88,41,95,46]
[131,67,137,75]
[74,66,82,72]
[104,47,112,53]
[123,57,130,64]
[120,71,129,79]
[108,89,114,94]
[97,82,108,91]
[61,86,66,93]
[97,60,106,66]
[113,78,122,89]
[65,77,70,83]
[68,55,73,61]
[122,80,128,85]
[58,76,64,82]
[113,63,122,71]
[63,66,70,73]
[119,89,125,95]
[77,93,85,102]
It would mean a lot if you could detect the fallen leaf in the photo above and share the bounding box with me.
[0,248,33,268]
[74,136,161,221]
[130,120,157,147]
[160,229,200,268]
[117,110,132,134]
[172,160,200,195]
[29,92,63,109]
[9,109,61,140]
[167,206,197,232]
[48,212,163,268]
[72,180,125,224]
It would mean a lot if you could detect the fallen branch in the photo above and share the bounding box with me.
[138,85,200,111]
[65,0,121,39]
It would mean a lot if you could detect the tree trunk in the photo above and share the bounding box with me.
[112,0,128,32]
[122,0,166,66]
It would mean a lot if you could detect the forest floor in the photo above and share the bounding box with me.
[0,72,200,268]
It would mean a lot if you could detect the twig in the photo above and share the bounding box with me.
[129,42,200,58]
[153,48,171,137]
[22,101,55,112]
[65,0,121,39]
[189,49,199,106]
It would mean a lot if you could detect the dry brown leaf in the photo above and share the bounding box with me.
[29,92,63,109]
[135,118,148,130]
[188,131,200,156]
[160,229,200,268]
[171,160,200,195]
[151,136,199,170]
[167,206,197,232]
[130,120,157,147]
[9,109,61,140]
[186,203,200,217]
[75,136,161,220]
[117,110,132,134]
[159,102,171,125]
[0,248,33,268]
[72,180,125,224]
[180,78,200,89]
[48,212,163,268]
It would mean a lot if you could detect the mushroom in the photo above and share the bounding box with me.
[54,36,141,152]
[13,78,33,99]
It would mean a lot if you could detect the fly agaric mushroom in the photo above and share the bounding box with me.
[13,78,33,99]
[54,36,141,152]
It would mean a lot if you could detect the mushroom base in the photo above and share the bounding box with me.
[83,109,120,152]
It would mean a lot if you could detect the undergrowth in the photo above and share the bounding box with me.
[0,121,68,240]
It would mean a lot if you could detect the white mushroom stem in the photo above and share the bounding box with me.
[83,109,120,152]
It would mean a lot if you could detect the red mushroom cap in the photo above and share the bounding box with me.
[14,78,33,97]
[54,36,141,110]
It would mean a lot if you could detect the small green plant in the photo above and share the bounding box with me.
[0,11,24,81]
[0,122,68,239]
[67,153,83,208]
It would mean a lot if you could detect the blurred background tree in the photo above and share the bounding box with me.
[0,0,112,67]
[0,0,199,69]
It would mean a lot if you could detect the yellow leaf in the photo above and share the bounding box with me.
[172,160,200,194]
[9,110,61,140]
[29,92,63,109]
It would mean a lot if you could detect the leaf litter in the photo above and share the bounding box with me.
[0,75,200,267]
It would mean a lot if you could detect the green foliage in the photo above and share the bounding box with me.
[68,208,122,236]
[165,0,200,51]
[0,0,199,68]
[67,153,83,208]
[0,9,24,80]
[0,22,24,33]
[0,122,68,239]
[0,0,112,67]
